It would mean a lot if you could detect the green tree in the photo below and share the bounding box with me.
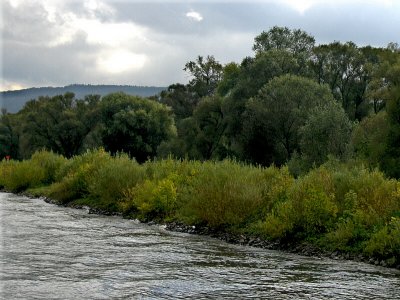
[310,42,370,120]
[253,26,315,56]
[184,55,223,97]
[243,75,336,165]
[159,83,197,120]
[352,111,390,168]
[0,113,19,159]
[158,96,227,160]
[296,101,353,171]
[17,93,86,158]
[99,93,176,163]
[381,57,400,178]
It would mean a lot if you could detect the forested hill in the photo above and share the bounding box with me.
[0,84,166,113]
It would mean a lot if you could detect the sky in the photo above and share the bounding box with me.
[1,0,399,91]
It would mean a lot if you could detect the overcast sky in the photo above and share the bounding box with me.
[1,0,399,91]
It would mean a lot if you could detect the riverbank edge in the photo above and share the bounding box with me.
[10,190,399,271]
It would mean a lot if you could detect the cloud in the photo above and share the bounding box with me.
[97,50,147,73]
[186,10,203,22]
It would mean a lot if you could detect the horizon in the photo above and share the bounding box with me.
[0,83,167,93]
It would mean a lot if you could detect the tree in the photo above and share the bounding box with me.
[217,62,241,97]
[253,26,315,56]
[381,57,400,178]
[0,114,19,159]
[296,101,353,171]
[184,55,223,97]
[99,93,176,163]
[352,111,390,168]
[243,75,336,165]
[17,93,86,158]
[158,96,227,160]
[310,42,370,120]
[159,83,197,120]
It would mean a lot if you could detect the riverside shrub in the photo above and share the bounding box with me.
[124,175,178,221]
[364,217,400,266]
[0,160,45,192]
[44,149,112,203]
[87,153,145,210]
[178,160,266,228]
[0,150,66,192]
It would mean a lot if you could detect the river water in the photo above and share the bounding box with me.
[1,192,399,299]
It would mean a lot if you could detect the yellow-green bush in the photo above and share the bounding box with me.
[364,217,400,266]
[123,175,178,221]
[0,160,45,192]
[0,150,66,192]
[87,154,145,211]
[261,167,338,240]
[178,160,266,228]
[45,149,112,203]
[30,150,67,184]
[262,201,295,239]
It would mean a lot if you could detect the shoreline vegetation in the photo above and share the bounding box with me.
[1,149,399,270]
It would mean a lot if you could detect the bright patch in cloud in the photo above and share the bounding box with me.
[283,0,315,13]
[0,81,27,92]
[281,0,395,13]
[186,10,203,22]
[97,50,147,73]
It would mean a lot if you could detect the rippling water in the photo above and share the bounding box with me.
[1,192,399,299]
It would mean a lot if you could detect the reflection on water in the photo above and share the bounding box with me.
[1,193,399,299]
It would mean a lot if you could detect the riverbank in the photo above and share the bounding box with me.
[1,149,399,270]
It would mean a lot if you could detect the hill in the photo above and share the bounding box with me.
[0,84,166,113]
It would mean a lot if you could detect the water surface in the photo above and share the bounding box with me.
[1,193,399,299]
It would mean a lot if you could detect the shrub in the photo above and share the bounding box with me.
[0,150,66,193]
[123,175,178,221]
[45,149,112,203]
[30,150,67,184]
[0,160,45,192]
[87,153,145,210]
[178,160,266,229]
[262,201,295,240]
[364,217,400,266]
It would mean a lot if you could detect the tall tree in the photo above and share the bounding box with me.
[253,26,315,56]
[243,75,337,165]
[310,42,370,120]
[184,55,223,97]
[17,93,86,158]
[99,93,176,163]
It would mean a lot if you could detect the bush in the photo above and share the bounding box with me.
[123,175,178,221]
[260,167,338,240]
[0,150,66,193]
[364,217,400,266]
[0,160,45,192]
[87,153,145,211]
[30,150,67,184]
[45,149,112,203]
[178,160,266,229]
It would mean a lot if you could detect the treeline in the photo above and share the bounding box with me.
[0,150,399,267]
[1,26,399,177]
[0,84,165,113]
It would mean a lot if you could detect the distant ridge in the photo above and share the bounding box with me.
[0,84,166,113]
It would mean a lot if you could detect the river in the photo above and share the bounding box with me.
[1,192,399,299]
